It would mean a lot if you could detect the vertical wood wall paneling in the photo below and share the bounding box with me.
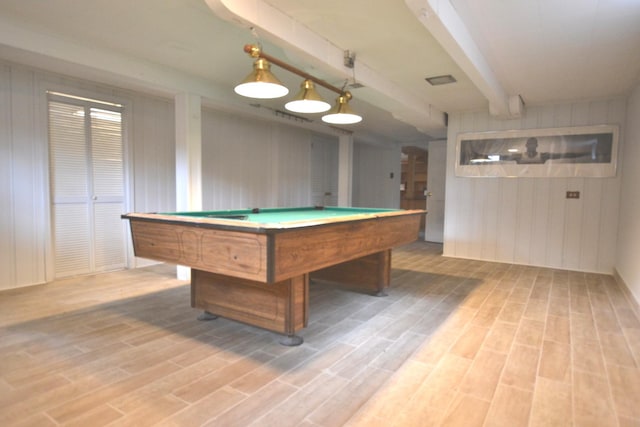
[598,98,627,272]
[616,84,640,302]
[580,178,603,271]
[273,124,312,207]
[598,155,623,271]
[268,123,280,206]
[496,176,518,262]
[129,95,176,269]
[202,110,266,208]
[445,97,626,273]
[513,178,534,264]
[201,109,313,210]
[0,64,16,288]
[310,135,324,205]
[11,67,45,286]
[545,178,567,269]
[530,178,551,267]
[132,95,175,214]
[327,138,339,205]
[480,178,500,261]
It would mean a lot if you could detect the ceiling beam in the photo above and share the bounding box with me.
[404,0,522,118]
[205,0,448,134]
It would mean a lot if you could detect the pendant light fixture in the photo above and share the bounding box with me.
[234,46,289,99]
[285,80,331,113]
[321,92,362,124]
[235,44,362,124]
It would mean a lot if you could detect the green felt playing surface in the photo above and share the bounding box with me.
[163,206,398,223]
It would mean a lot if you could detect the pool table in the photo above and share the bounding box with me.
[122,206,424,345]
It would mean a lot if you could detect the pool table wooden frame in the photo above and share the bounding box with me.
[122,207,424,345]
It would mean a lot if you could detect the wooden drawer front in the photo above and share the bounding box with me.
[272,214,420,281]
[129,220,268,281]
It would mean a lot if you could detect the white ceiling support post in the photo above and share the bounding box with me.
[337,134,353,207]
[175,92,202,280]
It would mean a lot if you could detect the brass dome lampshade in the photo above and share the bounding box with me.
[236,44,363,124]
[285,79,331,113]
[234,57,289,99]
[321,92,362,124]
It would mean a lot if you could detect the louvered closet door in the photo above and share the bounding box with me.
[49,98,126,278]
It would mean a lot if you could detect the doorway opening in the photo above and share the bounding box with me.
[400,146,428,235]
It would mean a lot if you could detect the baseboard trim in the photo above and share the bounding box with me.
[613,269,640,320]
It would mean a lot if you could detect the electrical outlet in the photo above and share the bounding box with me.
[566,191,580,199]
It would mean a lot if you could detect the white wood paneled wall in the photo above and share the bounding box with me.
[0,61,177,289]
[0,64,11,288]
[1,63,47,289]
[445,98,627,273]
[201,108,313,209]
[128,95,176,269]
[130,96,176,213]
[616,84,640,303]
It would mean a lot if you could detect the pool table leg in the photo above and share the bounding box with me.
[191,269,308,346]
[279,334,304,346]
[311,250,391,296]
[197,311,218,321]
[374,250,390,297]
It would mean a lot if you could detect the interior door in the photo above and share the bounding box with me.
[48,95,126,278]
[425,140,446,243]
[310,134,339,206]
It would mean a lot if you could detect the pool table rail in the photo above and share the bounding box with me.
[122,209,424,284]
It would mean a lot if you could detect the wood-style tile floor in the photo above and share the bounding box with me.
[1,242,639,426]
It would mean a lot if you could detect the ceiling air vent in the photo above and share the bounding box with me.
[425,74,457,86]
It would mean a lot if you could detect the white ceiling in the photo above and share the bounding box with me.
[0,0,639,145]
